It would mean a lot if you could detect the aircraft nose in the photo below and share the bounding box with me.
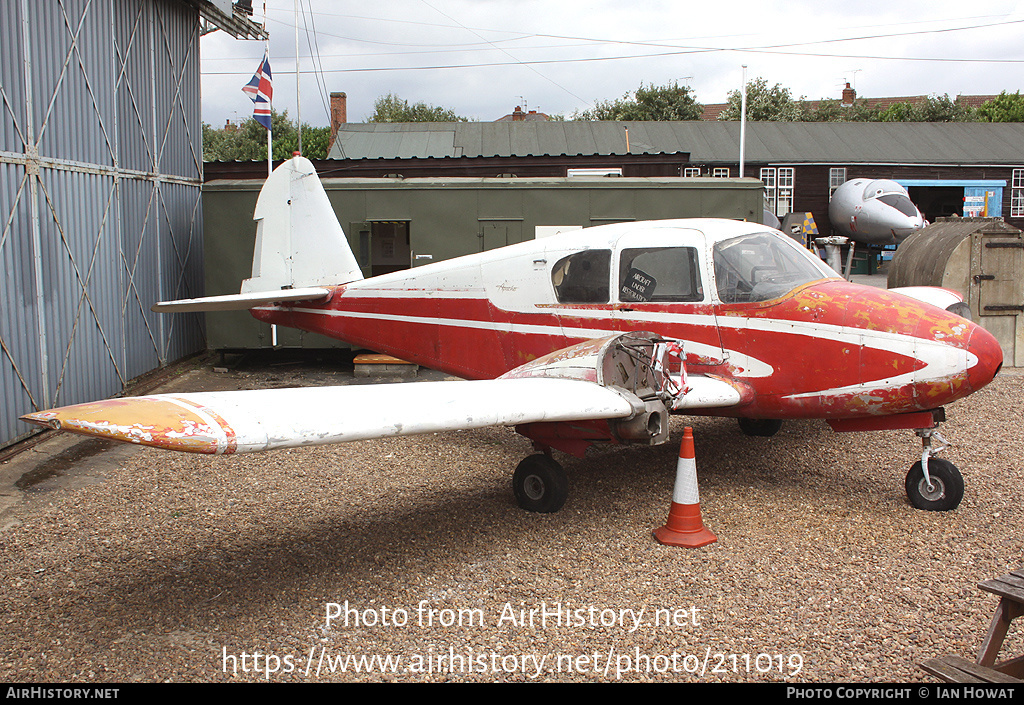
[967,323,1003,391]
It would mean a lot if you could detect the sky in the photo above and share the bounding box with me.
[199,0,1024,128]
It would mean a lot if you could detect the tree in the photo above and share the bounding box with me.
[905,94,975,122]
[877,101,915,122]
[845,101,887,122]
[748,88,980,123]
[717,77,802,121]
[272,124,331,160]
[800,99,846,122]
[857,94,976,122]
[202,109,332,162]
[977,91,1024,122]
[367,93,467,122]
[574,81,702,121]
[801,98,886,122]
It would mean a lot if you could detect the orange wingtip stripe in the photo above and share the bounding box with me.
[20,397,230,454]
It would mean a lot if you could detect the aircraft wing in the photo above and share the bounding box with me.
[20,379,637,454]
[19,333,746,455]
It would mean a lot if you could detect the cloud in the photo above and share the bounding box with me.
[201,0,1024,127]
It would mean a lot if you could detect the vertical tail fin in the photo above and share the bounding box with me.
[240,156,363,294]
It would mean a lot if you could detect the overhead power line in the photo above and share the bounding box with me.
[202,15,1024,76]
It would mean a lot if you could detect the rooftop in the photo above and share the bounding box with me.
[327,121,1024,165]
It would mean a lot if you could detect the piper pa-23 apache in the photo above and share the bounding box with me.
[22,157,1003,514]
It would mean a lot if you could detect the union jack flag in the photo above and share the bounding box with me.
[242,53,273,130]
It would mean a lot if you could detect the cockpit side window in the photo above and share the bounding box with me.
[714,232,835,303]
[876,193,919,217]
[551,250,611,303]
[618,247,703,302]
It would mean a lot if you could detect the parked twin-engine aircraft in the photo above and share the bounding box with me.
[22,158,1002,514]
[829,178,925,245]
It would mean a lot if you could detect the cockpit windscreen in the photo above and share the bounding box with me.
[714,232,836,303]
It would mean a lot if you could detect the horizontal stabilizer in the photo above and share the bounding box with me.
[21,379,635,454]
[151,287,331,313]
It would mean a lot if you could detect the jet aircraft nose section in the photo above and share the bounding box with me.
[863,181,924,242]
[830,178,925,245]
[966,323,1003,392]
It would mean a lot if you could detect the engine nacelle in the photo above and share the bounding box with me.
[502,331,682,447]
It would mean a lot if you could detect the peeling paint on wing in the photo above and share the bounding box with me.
[20,398,232,454]
[163,420,219,441]
[68,420,159,443]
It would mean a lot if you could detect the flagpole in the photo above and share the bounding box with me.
[739,65,747,179]
[266,2,272,177]
[294,0,302,154]
[264,3,275,346]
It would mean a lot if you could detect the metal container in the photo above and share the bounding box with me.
[889,217,1024,366]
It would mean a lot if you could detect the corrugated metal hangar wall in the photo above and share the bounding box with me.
[0,0,206,447]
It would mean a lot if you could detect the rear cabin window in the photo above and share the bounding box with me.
[551,250,611,303]
[618,247,703,302]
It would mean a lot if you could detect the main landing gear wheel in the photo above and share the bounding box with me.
[905,458,964,511]
[738,418,783,437]
[513,454,568,513]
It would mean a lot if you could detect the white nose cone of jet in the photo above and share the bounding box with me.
[829,178,925,245]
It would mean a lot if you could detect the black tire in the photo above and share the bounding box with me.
[513,454,568,513]
[738,417,783,437]
[905,458,964,511]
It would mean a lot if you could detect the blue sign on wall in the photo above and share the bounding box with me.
[963,187,1003,217]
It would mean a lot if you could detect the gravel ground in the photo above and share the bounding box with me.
[1,356,1022,683]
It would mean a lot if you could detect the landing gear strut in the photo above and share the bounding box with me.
[827,408,965,511]
[513,454,568,513]
[905,429,964,511]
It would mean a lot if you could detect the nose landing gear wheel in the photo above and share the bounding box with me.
[905,458,964,511]
[513,454,568,513]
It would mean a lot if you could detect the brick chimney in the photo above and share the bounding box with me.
[842,82,856,106]
[329,92,347,149]
[512,105,525,121]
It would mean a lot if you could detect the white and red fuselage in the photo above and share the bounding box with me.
[251,219,1002,423]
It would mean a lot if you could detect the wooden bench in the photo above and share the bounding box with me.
[921,655,1021,683]
[976,568,1024,677]
[921,567,1024,683]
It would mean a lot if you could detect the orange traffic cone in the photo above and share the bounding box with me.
[653,427,717,548]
